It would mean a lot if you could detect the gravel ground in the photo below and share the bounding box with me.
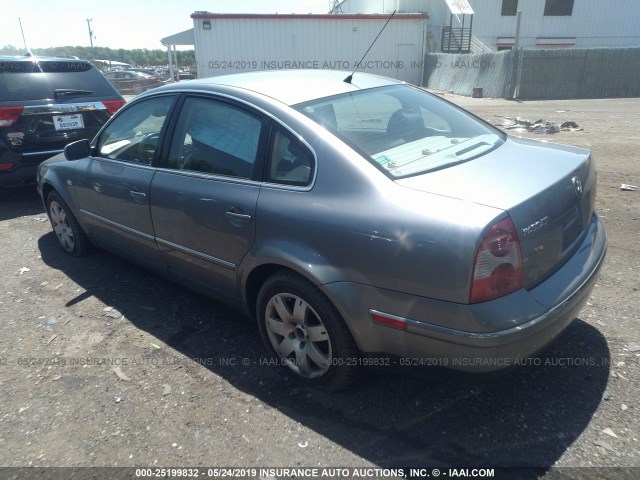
[0,95,638,479]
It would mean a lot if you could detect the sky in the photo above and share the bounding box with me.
[1,0,335,51]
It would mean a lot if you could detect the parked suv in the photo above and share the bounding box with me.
[0,55,125,190]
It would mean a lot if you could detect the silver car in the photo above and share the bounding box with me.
[37,70,607,390]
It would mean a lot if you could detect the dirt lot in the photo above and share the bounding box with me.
[0,95,638,478]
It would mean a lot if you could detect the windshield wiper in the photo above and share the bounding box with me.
[53,88,93,98]
[455,142,490,157]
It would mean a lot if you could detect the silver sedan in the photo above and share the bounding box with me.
[37,70,607,390]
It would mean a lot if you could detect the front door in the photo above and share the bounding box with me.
[73,95,175,267]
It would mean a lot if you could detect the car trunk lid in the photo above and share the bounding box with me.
[396,136,597,289]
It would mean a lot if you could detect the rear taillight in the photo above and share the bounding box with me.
[102,100,126,116]
[470,216,523,303]
[0,106,24,127]
[0,162,15,171]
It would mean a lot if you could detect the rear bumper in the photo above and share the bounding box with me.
[323,214,607,372]
[0,163,39,189]
[0,148,63,189]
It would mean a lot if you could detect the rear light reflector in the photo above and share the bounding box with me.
[0,162,15,171]
[0,106,24,127]
[371,311,408,330]
[102,100,126,115]
[470,216,524,303]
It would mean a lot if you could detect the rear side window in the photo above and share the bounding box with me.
[267,129,314,186]
[0,60,117,101]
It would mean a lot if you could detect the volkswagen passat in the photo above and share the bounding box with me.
[37,70,607,390]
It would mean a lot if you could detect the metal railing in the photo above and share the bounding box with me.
[470,35,497,54]
[441,27,472,53]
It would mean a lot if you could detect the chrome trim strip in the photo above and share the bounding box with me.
[23,102,107,114]
[80,209,155,241]
[80,209,236,270]
[22,149,64,157]
[260,181,314,192]
[154,167,262,186]
[155,237,236,270]
[92,157,157,171]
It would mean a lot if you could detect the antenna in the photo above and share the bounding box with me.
[18,17,30,55]
[344,10,396,84]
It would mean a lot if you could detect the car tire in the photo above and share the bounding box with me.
[133,83,143,94]
[46,192,91,257]
[256,271,359,391]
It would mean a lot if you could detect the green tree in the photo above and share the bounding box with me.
[1,45,195,68]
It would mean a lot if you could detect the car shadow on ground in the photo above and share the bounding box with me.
[38,231,610,477]
[0,187,44,221]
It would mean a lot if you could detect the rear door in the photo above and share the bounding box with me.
[73,95,176,267]
[150,95,267,300]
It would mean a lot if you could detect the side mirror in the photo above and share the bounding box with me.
[64,139,91,161]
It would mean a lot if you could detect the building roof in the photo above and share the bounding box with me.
[161,28,195,46]
[190,12,429,20]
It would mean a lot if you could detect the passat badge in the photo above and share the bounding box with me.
[522,216,549,238]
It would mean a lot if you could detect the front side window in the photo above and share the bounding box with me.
[167,96,262,179]
[96,95,174,165]
[296,85,503,178]
[544,0,574,16]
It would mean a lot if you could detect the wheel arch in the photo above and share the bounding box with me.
[243,261,334,322]
[41,180,79,220]
[240,236,357,318]
[39,161,77,211]
[40,181,58,205]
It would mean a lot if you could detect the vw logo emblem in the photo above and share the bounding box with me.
[572,176,583,198]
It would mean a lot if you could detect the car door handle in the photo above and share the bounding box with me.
[130,190,146,199]
[225,210,252,223]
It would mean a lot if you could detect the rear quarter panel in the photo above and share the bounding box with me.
[241,110,503,304]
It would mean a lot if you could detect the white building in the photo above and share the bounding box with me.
[191,13,429,84]
[331,0,640,51]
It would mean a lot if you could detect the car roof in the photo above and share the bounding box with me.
[157,70,402,106]
[0,55,88,63]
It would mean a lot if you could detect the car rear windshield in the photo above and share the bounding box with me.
[295,85,504,178]
[0,60,117,102]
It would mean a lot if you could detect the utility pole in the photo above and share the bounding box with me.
[512,10,523,100]
[513,10,522,51]
[86,18,94,49]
